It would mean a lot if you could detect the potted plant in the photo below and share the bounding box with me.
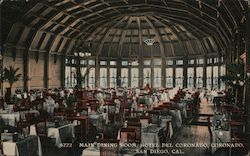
[3,66,22,101]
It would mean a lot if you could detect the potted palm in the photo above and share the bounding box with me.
[3,66,22,101]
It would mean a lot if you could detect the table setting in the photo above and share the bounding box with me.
[29,120,74,148]
[1,130,42,156]
[210,112,231,153]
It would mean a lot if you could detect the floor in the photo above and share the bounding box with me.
[43,99,248,156]
[168,98,213,156]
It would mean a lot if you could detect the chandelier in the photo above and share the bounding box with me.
[144,38,155,46]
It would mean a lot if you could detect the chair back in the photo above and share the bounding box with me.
[98,139,119,156]
[120,128,136,143]
[127,122,141,143]
[35,119,48,137]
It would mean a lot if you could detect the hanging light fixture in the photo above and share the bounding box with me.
[144,38,155,46]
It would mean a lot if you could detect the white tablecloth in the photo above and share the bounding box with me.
[169,110,182,129]
[47,124,75,148]
[2,135,42,156]
[141,124,164,148]
[211,129,231,153]
[30,123,75,148]
[89,114,103,127]
[82,146,100,156]
[0,112,20,126]
[0,110,40,126]
[161,118,173,139]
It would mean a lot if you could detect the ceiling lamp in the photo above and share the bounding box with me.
[144,39,155,46]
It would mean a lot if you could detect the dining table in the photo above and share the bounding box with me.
[82,146,100,156]
[30,123,75,148]
[2,135,42,156]
[169,109,182,129]
[88,113,104,127]
[211,129,231,153]
[81,144,141,156]
[0,110,40,126]
[141,124,165,149]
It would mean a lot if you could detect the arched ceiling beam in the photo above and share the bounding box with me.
[96,16,129,56]
[181,1,232,43]
[136,17,143,57]
[148,15,189,56]
[117,17,133,57]
[80,16,124,41]
[143,16,167,58]
[157,14,223,55]
[33,2,122,40]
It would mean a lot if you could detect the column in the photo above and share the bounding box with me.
[44,52,49,89]
[23,51,29,90]
[245,3,250,133]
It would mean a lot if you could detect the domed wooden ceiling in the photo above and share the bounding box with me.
[1,0,248,59]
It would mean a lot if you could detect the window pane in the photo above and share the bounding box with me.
[81,60,87,65]
[81,67,88,87]
[196,67,203,88]
[65,66,71,87]
[100,68,107,88]
[88,60,95,65]
[187,68,194,88]
[214,57,218,63]
[166,60,173,65]
[220,65,226,90]
[213,66,218,89]
[154,68,161,88]
[176,68,183,88]
[71,59,76,64]
[153,59,161,65]
[188,59,194,65]
[100,61,107,65]
[206,66,212,90]
[65,58,69,64]
[143,68,151,87]
[166,68,173,88]
[110,68,117,88]
[110,61,116,66]
[121,68,128,87]
[144,60,151,65]
[176,60,183,65]
[122,61,128,66]
[71,67,77,87]
[88,68,95,89]
[131,61,139,66]
[131,68,139,88]
[197,58,204,64]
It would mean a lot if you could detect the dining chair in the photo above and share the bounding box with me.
[98,138,119,156]
[35,118,54,152]
[127,122,141,143]
[120,128,137,143]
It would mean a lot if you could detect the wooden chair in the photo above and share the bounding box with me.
[140,116,151,125]
[120,128,136,143]
[98,139,119,156]
[35,118,54,152]
[127,122,141,143]
[231,132,250,154]
[17,113,36,132]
